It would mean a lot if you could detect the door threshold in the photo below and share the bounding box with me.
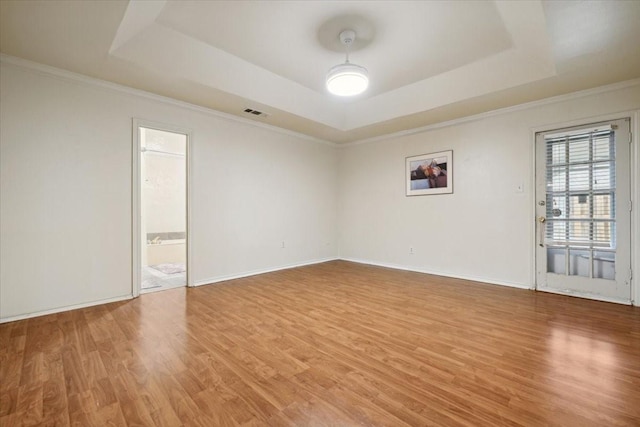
[141,282,186,294]
[536,287,631,305]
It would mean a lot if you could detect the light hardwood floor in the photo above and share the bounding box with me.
[1,260,639,426]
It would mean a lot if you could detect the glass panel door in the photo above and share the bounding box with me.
[535,119,631,302]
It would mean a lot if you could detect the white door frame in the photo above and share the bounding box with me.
[132,118,193,297]
[531,112,636,305]
[633,110,640,307]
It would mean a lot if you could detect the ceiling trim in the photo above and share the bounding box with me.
[0,53,337,147]
[342,77,640,148]
[3,52,637,149]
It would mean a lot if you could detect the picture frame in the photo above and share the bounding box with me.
[406,150,453,196]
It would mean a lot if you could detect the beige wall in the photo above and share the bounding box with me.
[0,60,339,320]
[1,56,638,321]
[339,82,640,303]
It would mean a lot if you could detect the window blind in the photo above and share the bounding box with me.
[544,127,616,248]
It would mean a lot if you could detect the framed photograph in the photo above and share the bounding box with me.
[406,150,453,196]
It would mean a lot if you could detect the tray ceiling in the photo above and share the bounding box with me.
[1,1,639,143]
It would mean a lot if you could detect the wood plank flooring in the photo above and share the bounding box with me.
[1,260,639,426]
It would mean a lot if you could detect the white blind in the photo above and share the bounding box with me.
[544,128,616,248]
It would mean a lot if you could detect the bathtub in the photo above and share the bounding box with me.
[146,239,186,265]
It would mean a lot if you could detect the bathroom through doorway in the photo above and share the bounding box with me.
[133,121,190,294]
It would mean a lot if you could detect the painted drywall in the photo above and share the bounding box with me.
[1,57,637,321]
[0,60,338,320]
[339,83,640,298]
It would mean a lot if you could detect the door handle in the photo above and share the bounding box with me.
[538,216,546,247]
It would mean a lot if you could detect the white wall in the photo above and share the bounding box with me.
[339,83,640,298]
[1,57,638,322]
[0,60,338,321]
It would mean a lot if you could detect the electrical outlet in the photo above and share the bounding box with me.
[281,241,285,249]
[409,247,414,255]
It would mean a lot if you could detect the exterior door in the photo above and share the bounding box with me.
[535,118,632,303]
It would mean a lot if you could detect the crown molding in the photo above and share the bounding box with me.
[343,77,640,147]
[3,53,638,149]
[0,53,338,148]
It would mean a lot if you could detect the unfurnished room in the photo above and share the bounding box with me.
[1,1,639,426]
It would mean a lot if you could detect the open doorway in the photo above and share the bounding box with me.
[133,121,190,295]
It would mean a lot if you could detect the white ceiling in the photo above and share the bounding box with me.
[1,1,639,143]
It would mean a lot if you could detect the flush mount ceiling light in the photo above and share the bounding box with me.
[326,29,369,97]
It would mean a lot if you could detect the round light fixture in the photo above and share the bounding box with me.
[327,63,369,97]
[326,30,369,97]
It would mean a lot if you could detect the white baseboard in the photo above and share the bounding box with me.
[3,258,628,323]
[0,294,134,324]
[193,257,339,287]
[340,257,533,290]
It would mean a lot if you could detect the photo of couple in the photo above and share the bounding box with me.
[406,150,453,196]
[410,157,448,190]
